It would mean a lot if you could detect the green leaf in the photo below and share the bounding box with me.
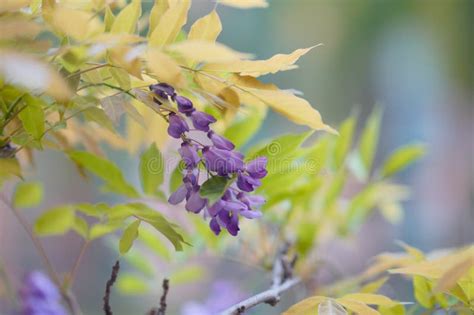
[13,181,43,208]
[110,0,141,34]
[104,5,115,32]
[116,273,149,295]
[138,227,170,261]
[108,67,131,91]
[358,108,382,178]
[82,106,115,132]
[34,205,75,236]
[223,107,265,148]
[139,143,164,195]
[413,276,435,309]
[119,220,141,254]
[89,221,123,240]
[169,162,184,193]
[169,265,205,285]
[333,117,356,168]
[381,144,426,178]
[127,203,186,251]
[0,158,22,187]
[200,176,231,205]
[250,131,313,161]
[18,95,45,140]
[69,151,138,198]
[72,216,89,239]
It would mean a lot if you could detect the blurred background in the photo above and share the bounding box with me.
[1,0,472,314]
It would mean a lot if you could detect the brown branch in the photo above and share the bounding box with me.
[219,243,300,315]
[103,260,120,315]
[147,278,170,315]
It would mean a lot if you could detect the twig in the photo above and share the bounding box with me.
[65,240,90,290]
[0,193,82,315]
[219,243,300,315]
[147,278,170,315]
[103,260,120,315]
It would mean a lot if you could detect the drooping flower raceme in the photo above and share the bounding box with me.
[19,271,67,315]
[149,83,267,236]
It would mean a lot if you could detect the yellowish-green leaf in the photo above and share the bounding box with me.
[104,5,115,32]
[73,216,88,239]
[34,205,75,236]
[148,0,169,36]
[146,49,184,87]
[139,143,164,195]
[340,294,397,307]
[0,158,22,186]
[89,221,123,240]
[283,296,327,315]
[110,0,141,34]
[358,108,382,176]
[203,46,318,77]
[50,6,98,41]
[69,151,138,197]
[169,265,205,285]
[334,116,356,168]
[149,0,190,46]
[318,299,347,315]
[119,220,140,254]
[434,256,474,293]
[360,277,389,294]
[18,95,45,140]
[244,88,335,132]
[218,0,268,9]
[378,304,405,315]
[116,273,149,295]
[138,227,170,260]
[166,40,252,63]
[188,10,222,42]
[336,299,380,315]
[413,276,435,309]
[13,181,43,208]
[224,106,265,148]
[108,67,131,90]
[0,0,31,13]
[381,144,425,178]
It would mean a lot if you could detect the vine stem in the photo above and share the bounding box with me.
[65,240,90,290]
[0,193,82,315]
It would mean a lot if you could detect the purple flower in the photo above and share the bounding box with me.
[209,217,221,235]
[179,142,200,168]
[168,184,188,205]
[186,187,207,213]
[208,131,235,151]
[245,157,268,179]
[190,111,216,132]
[237,172,261,192]
[218,210,240,236]
[150,83,176,99]
[203,147,244,176]
[238,193,265,209]
[167,113,189,138]
[19,271,67,315]
[240,209,262,219]
[175,95,195,114]
[207,199,225,217]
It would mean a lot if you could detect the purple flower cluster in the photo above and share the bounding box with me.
[19,271,67,315]
[149,83,267,236]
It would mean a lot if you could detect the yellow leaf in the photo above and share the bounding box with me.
[434,255,474,292]
[166,40,252,63]
[243,88,335,132]
[318,300,347,315]
[146,49,184,87]
[188,10,222,42]
[149,0,190,46]
[0,18,42,40]
[203,45,320,77]
[0,0,31,13]
[0,51,72,102]
[50,6,101,41]
[109,45,144,79]
[111,0,142,34]
[336,299,380,315]
[360,277,389,294]
[283,296,327,315]
[340,294,397,307]
[148,0,169,36]
[218,0,268,9]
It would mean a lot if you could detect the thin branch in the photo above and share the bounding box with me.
[65,240,90,290]
[219,243,300,315]
[103,260,120,315]
[147,279,170,315]
[0,193,82,315]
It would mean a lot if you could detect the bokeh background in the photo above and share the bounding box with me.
[1,0,472,314]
